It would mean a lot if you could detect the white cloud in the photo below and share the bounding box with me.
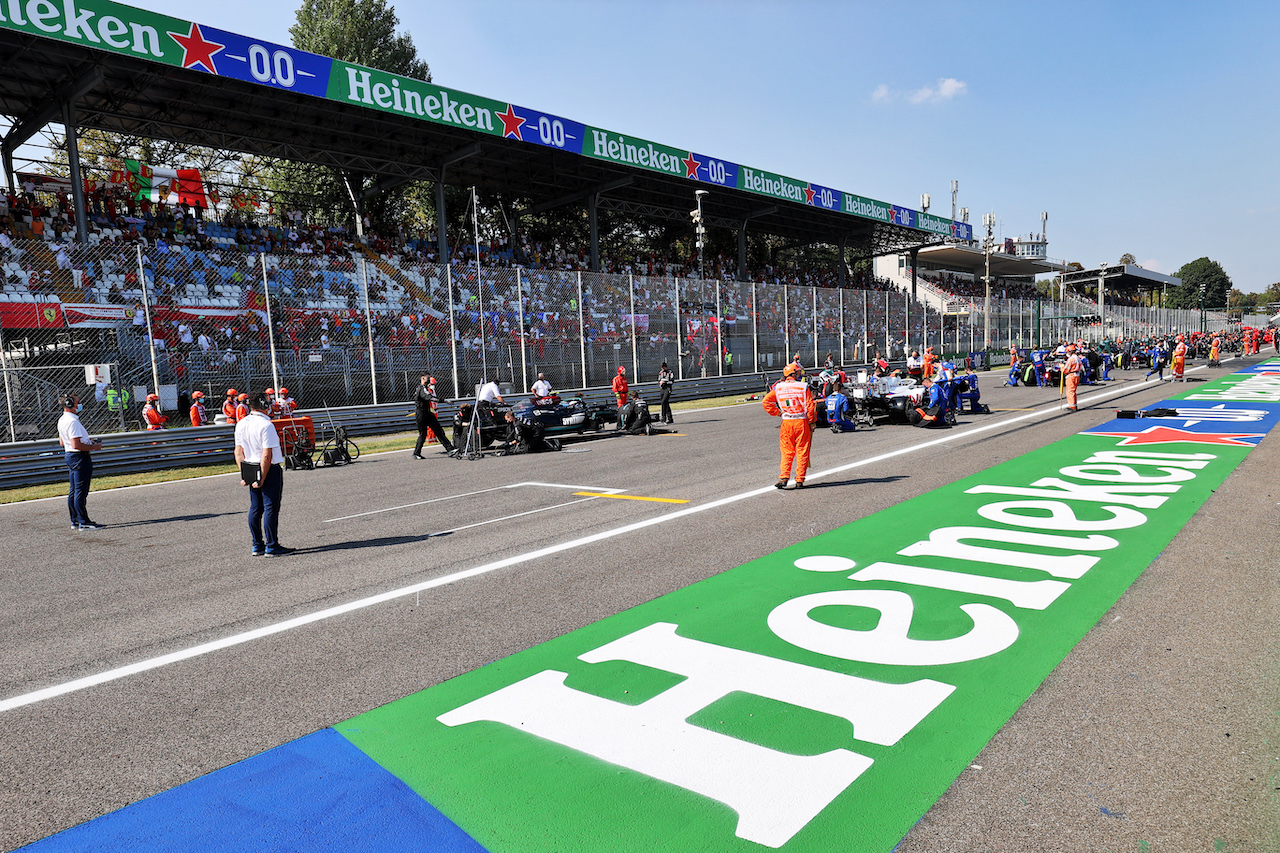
[908,77,968,104]
[1140,259,1166,273]
[871,84,892,103]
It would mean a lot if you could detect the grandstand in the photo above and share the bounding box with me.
[0,1,1218,444]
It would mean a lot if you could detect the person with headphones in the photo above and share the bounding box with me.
[234,390,294,557]
[57,393,104,529]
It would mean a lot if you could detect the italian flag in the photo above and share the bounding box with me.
[117,160,209,208]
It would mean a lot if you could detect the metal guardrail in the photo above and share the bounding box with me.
[0,372,773,490]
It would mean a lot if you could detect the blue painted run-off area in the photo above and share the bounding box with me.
[21,728,488,853]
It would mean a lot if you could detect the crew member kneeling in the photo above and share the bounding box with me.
[763,363,816,489]
[498,411,559,454]
[911,375,951,428]
[824,383,857,432]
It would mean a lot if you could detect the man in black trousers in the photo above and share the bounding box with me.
[413,374,455,458]
[657,361,675,424]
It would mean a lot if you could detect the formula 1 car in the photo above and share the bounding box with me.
[849,373,928,424]
[511,394,616,435]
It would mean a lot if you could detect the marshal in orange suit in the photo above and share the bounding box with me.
[763,363,817,489]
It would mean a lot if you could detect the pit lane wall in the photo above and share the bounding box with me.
[20,361,1280,852]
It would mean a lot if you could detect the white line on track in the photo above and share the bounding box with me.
[322,481,623,523]
[0,369,1208,713]
[429,496,603,537]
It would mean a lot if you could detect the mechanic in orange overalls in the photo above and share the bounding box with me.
[235,392,251,422]
[763,362,816,489]
[223,388,239,424]
[1171,334,1187,381]
[1209,335,1220,367]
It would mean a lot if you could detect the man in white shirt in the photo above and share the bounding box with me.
[57,394,103,529]
[477,379,504,405]
[530,373,552,399]
[234,391,294,557]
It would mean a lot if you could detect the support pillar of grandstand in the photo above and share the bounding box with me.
[2,147,12,195]
[909,247,919,300]
[433,143,483,260]
[838,235,846,287]
[61,101,88,243]
[751,282,758,372]
[435,179,448,261]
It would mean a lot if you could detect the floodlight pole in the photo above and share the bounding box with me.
[1097,264,1106,344]
[982,213,995,356]
[694,190,708,281]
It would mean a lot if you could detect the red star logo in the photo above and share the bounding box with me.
[804,185,816,205]
[497,105,525,140]
[682,153,701,179]
[168,23,223,74]
[1091,426,1263,446]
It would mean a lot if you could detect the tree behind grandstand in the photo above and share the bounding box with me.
[242,0,434,230]
[1169,257,1231,310]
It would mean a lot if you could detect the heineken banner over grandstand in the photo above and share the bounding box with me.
[0,0,971,240]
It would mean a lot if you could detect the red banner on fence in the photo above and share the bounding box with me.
[0,301,64,329]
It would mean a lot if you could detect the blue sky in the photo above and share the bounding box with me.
[116,1,1280,292]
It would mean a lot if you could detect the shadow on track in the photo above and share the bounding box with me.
[313,532,454,552]
[107,511,240,528]
[807,475,908,489]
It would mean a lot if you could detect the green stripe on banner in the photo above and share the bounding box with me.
[336,368,1275,852]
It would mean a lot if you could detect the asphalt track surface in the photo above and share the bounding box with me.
[3,359,1278,852]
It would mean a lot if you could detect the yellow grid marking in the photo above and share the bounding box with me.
[573,492,690,504]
